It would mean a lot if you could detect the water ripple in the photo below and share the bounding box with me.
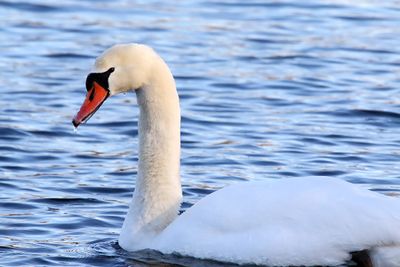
[1,0,400,266]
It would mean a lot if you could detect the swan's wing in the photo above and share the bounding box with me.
[154,177,400,266]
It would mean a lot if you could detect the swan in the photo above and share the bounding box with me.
[72,43,400,266]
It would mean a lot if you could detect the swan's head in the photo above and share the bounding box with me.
[72,44,158,127]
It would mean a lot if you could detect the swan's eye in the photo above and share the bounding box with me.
[85,68,114,93]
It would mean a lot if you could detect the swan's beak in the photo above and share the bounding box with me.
[72,82,110,128]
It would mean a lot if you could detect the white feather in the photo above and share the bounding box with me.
[90,44,400,266]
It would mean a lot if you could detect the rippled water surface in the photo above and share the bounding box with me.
[1,1,400,266]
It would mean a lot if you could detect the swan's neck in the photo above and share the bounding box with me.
[119,66,182,250]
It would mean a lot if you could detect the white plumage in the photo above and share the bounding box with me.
[156,177,400,266]
[80,44,400,266]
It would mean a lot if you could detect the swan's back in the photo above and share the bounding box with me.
[154,177,400,266]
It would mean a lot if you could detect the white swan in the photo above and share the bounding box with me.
[72,44,400,266]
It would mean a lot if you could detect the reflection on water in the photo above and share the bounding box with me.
[1,0,400,266]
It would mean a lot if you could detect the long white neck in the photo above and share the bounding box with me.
[118,61,182,251]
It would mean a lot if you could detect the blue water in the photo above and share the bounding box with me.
[1,1,400,266]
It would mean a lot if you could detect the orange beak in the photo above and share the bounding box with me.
[72,81,109,128]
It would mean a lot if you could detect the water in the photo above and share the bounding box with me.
[1,0,400,266]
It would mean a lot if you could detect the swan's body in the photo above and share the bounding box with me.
[155,178,400,266]
[73,44,400,266]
